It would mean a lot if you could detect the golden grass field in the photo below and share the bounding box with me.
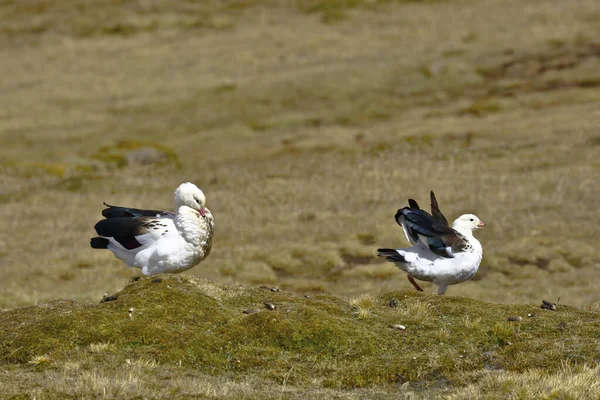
[0,0,599,397]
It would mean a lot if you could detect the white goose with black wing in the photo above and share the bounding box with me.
[90,182,214,276]
[377,191,484,295]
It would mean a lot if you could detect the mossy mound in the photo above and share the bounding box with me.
[1,275,599,392]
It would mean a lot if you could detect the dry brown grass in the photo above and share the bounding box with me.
[452,363,600,399]
[0,0,599,395]
[1,0,598,307]
[349,293,377,318]
[2,366,412,399]
[7,363,600,399]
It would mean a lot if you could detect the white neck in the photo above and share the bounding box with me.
[174,206,201,240]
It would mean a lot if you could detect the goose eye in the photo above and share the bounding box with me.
[469,218,474,221]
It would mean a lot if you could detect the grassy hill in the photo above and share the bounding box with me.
[1,275,599,398]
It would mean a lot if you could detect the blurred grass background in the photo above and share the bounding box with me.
[0,0,599,308]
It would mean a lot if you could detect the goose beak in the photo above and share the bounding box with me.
[199,208,206,217]
[477,221,485,229]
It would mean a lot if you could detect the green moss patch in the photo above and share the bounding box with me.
[90,140,181,168]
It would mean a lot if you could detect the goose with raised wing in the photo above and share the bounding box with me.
[377,191,484,295]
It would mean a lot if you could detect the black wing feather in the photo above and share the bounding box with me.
[92,203,173,251]
[394,193,468,258]
[101,203,170,219]
[94,217,149,238]
[430,191,449,226]
[93,216,159,250]
[90,237,109,249]
[377,248,406,263]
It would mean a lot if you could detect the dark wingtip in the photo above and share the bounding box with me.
[101,203,114,218]
[90,237,109,249]
[430,191,438,209]
[377,248,405,263]
[430,190,449,225]
[408,199,420,210]
[377,248,394,257]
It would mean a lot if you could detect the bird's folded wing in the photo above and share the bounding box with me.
[101,203,172,219]
[94,216,175,250]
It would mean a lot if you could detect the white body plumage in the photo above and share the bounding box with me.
[92,182,214,276]
[393,223,482,293]
[378,192,484,295]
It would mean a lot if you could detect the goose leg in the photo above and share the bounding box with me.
[407,275,424,292]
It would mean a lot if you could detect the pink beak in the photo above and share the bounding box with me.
[477,221,485,229]
[199,208,206,217]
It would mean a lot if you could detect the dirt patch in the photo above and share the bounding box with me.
[479,44,600,80]
[508,257,550,270]
[328,250,377,275]
[465,44,600,99]
[339,252,375,266]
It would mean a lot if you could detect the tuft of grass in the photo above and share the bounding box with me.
[435,327,451,342]
[462,315,482,330]
[28,354,52,366]
[349,294,377,318]
[395,298,434,321]
[63,361,82,373]
[126,358,158,369]
[89,342,116,354]
[490,322,517,346]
